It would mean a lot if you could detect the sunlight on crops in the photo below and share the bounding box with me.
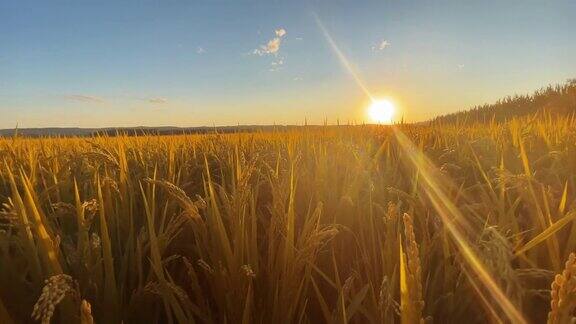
[1,112,576,323]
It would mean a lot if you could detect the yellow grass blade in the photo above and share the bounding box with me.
[96,175,119,323]
[515,211,576,256]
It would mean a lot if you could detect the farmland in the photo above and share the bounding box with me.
[1,113,576,323]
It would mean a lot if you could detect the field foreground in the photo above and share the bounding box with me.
[2,115,576,323]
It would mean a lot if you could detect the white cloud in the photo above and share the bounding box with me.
[271,57,284,66]
[64,94,105,103]
[268,56,285,72]
[268,65,283,72]
[295,37,303,41]
[196,46,206,54]
[148,98,168,104]
[457,64,465,70]
[253,38,281,55]
[372,40,390,51]
[252,28,287,56]
[266,38,281,54]
[379,40,390,50]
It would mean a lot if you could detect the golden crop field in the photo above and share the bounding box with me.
[1,114,576,323]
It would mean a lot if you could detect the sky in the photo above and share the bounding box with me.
[1,0,575,128]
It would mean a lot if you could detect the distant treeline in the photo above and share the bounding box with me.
[0,125,305,138]
[431,79,576,124]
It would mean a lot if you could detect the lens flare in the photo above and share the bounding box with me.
[313,13,373,100]
[392,128,527,324]
[313,15,527,321]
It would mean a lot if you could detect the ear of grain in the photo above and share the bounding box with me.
[400,213,425,324]
[80,300,94,324]
[548,253,576,324]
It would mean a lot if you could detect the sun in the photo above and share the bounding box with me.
[368,99,395,124]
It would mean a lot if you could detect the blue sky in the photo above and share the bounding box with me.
[1,0,575,128]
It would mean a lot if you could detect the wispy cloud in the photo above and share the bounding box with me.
[295,37,303,41]
[252,28,287,56]
[148,97,168,104]
[457,64,465,70]
[64,94,105,103]
[372,40,390,51]
[271,58,284,66]
[269,56,285,72]
[196,46,206,54]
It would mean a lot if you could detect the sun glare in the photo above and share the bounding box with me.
[368,99,395,124]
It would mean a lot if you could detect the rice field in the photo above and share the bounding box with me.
[1,113,576,323]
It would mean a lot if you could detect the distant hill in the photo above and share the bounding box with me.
[0,128,99,137]
[0,125,302,138]
[431,79,576,124]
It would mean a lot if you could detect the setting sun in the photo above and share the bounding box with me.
[368,99,395,124]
